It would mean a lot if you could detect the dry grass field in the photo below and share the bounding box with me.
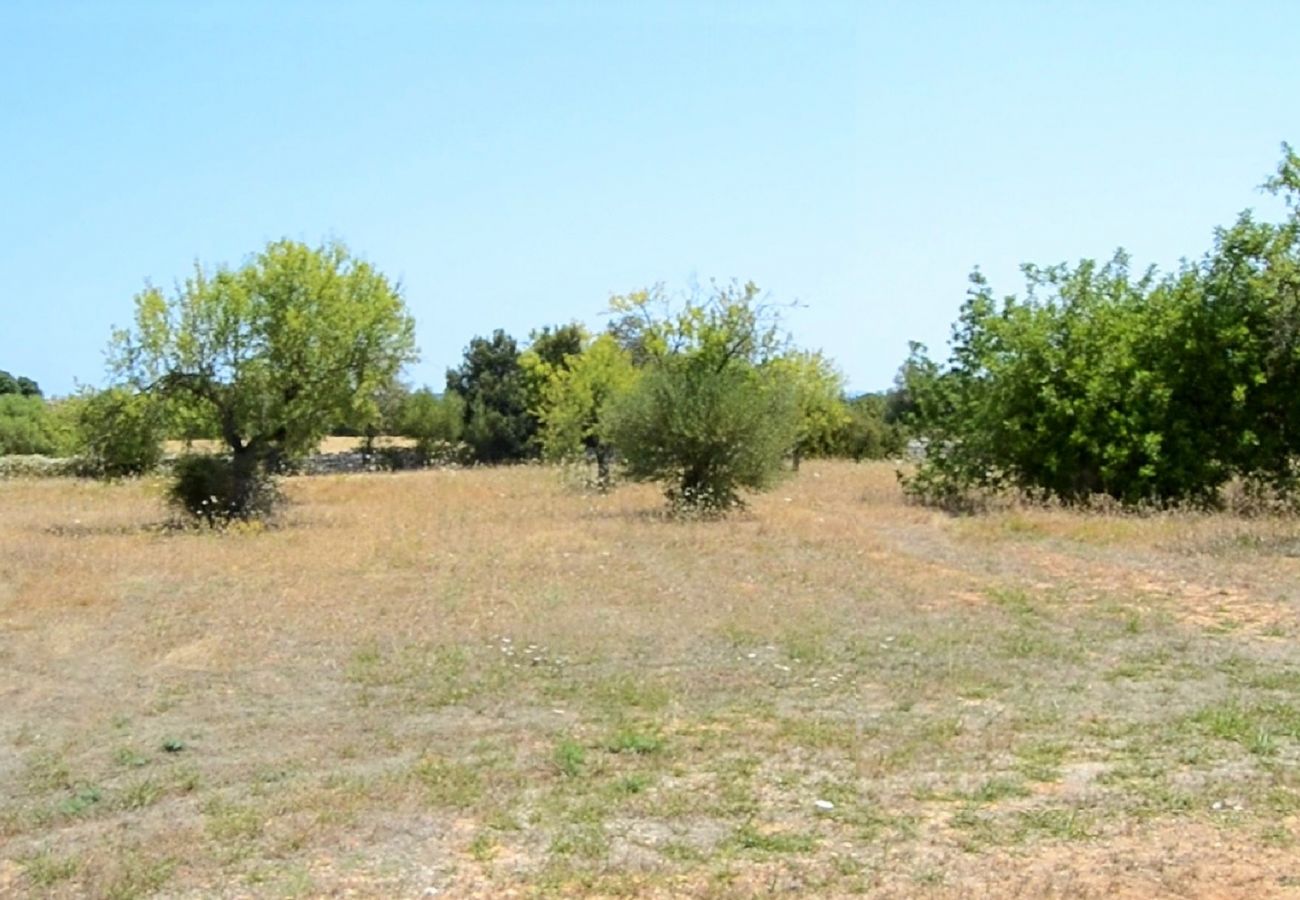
[161,436,416,457]
[3,461,1300,897]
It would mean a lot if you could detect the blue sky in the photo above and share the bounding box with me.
[3,1,1298,396]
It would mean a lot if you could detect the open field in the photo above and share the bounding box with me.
[3,461,1300,897]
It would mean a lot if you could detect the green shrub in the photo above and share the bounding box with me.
[0,395,64,456]
[168,455,281,526]
[602,281,801,514]
[607,356,798,514]
[77,388,164,478]
[902,148,1300,510]
[0,455,83,479]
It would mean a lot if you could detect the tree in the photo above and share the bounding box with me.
[522,323,586,382]
[827,392,906,461]
[537,333,638,488]
[109,239,416,519]
[398,387,465,460]
[0,395,63,455]
[770,350,850,469]
[605,286,667,366]
[519,323,586,437]
[603,281,800,513]
[0,370,42,397]
[446,330,534,462]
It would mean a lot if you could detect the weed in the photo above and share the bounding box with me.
[1016,807,1093,841]
[968,776,1031,803]
[469,830,498,862]
[204,797,264,844]
[114,746,149,768]
[732,823,818,854]
[1016,741,1068,782]
[21,849,80,886]
[606,728,665,755]
[411,755,482,808]
[23,751,70,793]
[549,822,609,859]
[103,849,175,900]
[615,774,653,794]
[554,739,587,778]
[59,784,103,817]
[117,777,163,810]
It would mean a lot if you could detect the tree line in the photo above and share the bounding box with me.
[1,245,906,521]
[7,145,1299,520]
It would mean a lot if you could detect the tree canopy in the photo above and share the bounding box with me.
[0,370,42,398]
[536,332,639,487]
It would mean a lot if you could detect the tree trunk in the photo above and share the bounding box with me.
[230,445,264,519]
[595,445,612,492]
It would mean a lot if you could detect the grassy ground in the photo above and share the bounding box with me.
[3,461,1300,897]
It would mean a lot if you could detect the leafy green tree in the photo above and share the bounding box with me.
[0,395,62,455]
[522,323,586,380]
[0,371,42,397]
[603,281,799,513]
[520,322,587,432]
[398,387,465,460]
[537,333,639,488]
[828,392,906,460]
[446,329,534,462]
[605,285,668,366]
[109,239,416,518]
[770,350,850,468]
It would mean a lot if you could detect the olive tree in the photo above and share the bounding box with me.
[109,239,416,520]
[603,281,800,513]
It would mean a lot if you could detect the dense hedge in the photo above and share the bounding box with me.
[901,147,1300,509]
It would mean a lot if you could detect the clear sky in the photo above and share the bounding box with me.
[3,1,1298,396]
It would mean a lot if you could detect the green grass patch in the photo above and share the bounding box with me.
[553,738,587,778]
[411,754,482,808]
[1188,699,1300,756]
[21,849,80,887]
[732,823,818,854]
[1015,741,1068,782]
[967,776,1031,803]
[605,727,665,755]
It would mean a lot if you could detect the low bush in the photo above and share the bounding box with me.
[168,455,281,526]
[0,455,83,479]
